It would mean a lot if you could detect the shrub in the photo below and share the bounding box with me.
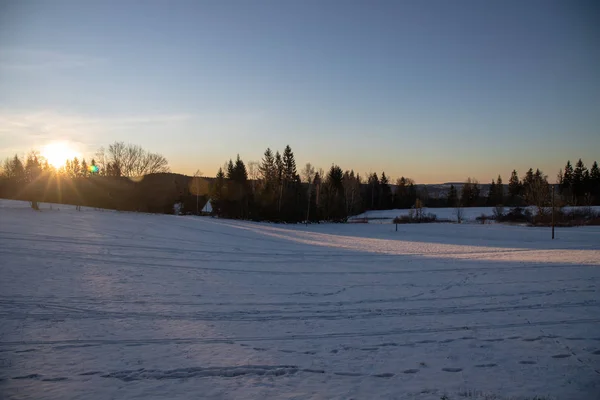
[493,205,504,219]
[497,206,531,223]
[393,212,438,224]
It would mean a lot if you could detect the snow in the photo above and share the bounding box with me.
[351,206,600,223]
[1,199,599,400]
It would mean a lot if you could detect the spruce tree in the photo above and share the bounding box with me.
[282,145,297,182]
[495,175,504,205]
[259,148,276,183]
[573,159,587,204]
[487,179,497,206]
[561,160,574,202]
[367,173,379,209]
[226,159,235,180]
[508,170,521,203]
[379,172,392,209]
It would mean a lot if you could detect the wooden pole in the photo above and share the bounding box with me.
[551,184,555,240]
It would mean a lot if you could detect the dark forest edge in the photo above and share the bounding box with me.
[1,142,599,224]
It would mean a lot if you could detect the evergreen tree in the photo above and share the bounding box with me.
[508,170,522,204]
[461,178,480,207]
[259,148,276,183]
[590,161,600,200]
[379,172,392,209]
[561,160,574,203]
[487,179,497,206]
[447,184,458,207]
[275,151,283,183]
[210,168,226,215]
[573,159,588,204]
[495,175,504,205]
[90,159,98,175]
[282,145,297,182]
[322,165,345,221]
[226,159,235,179]
[367,172,379,209]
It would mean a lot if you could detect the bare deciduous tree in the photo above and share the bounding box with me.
[101,142,170,177]
[302,163,315,184]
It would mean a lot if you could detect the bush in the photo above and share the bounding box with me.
[393,212,438,224]
[497,206,531,223]
[493,205,505,219]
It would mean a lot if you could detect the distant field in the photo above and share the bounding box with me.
[1,199,599,399]
[350,206,600,224]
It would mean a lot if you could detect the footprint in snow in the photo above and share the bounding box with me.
[519,360,537,365]
[403,369,419,374]
[442,368,463,373]
[475,363,497,368]
[551,354,571,359]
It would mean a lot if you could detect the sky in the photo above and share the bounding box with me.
[0,0,598,184]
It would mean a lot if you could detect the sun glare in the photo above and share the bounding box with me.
[42,142,81,169]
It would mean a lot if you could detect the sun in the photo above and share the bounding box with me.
[42,142,81,169]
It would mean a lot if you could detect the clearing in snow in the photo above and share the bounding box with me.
[0,200,599,399]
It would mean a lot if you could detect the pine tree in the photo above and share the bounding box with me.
[275,151,283,183]
[282,145,297,182]
[487,179,497,206]
[210,168,226,215]
[226,159,235,180]
[233,155,248,182]
[379,172,392,209]
[508,170,522,204]
[573,159,588,204]
[495,175,504,205]
[90,159,97,175]
[561,160,574,203]
[367,172,379,209]
[322,165,345,221]
[259,148,276,184]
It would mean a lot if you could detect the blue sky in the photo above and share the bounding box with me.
[0,0,598,183]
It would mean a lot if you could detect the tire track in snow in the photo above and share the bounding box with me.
[2,317,599,348]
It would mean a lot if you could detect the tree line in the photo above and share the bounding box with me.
[1,141,599,221]
[209,146,600,223]
[0,142,174,212]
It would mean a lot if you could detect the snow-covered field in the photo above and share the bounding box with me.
[351,206,600,224]
[1,200,600,400]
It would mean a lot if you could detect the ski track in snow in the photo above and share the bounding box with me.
[0,200,599,399]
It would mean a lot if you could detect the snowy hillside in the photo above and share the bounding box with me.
[1,200,599,399]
